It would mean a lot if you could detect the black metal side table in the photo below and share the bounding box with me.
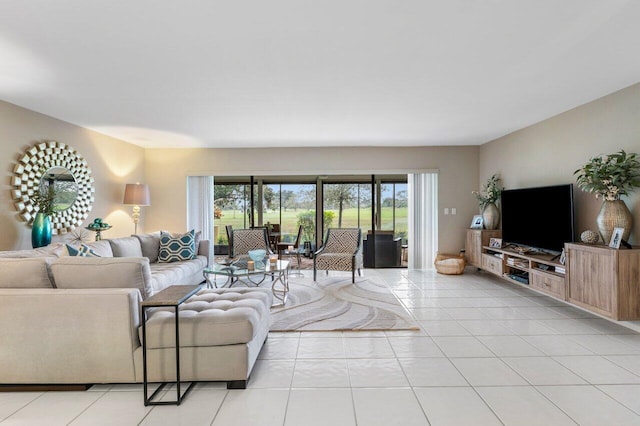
[141,284,202,406]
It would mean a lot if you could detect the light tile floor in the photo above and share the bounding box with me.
[3,269,640,425]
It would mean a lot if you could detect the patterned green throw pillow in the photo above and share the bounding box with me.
[158,229,196,263]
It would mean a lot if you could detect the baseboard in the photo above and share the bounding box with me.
[0,384,93,392]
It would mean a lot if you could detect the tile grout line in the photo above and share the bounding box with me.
[279,332,301,426]
[208,389,230,426]
[0,391,47,424]
[596,384,640,417]
[387,273,436,426]
[69,389,110,425]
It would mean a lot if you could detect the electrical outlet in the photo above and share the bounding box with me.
[444,208,449,215]
[451,208,457,215]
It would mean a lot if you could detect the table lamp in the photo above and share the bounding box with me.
[123,183,151,234]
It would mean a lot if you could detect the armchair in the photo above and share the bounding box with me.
[313,228,363,283]
[230,228,272,260]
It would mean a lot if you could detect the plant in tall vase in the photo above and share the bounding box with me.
[574,150,640,244]
[472,174,503,230]
[29,187,57,248]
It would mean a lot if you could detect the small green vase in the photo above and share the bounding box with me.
[32,212,52,248]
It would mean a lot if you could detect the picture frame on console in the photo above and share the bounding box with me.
[470,215,483,229]
[489,238,502,248]
[609,227,624,249]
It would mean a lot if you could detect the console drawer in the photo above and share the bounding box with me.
[531,270,566,299]
[481,254,503,276]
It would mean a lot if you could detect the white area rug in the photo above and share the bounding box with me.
[270,272,419,332]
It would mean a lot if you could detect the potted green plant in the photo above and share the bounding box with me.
[574,149,640,243]
[472,174,503,229]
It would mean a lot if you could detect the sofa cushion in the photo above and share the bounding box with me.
[66,243,101,257]
[158,230,196,263]
[0,288,142,384]
[109,237,143,258]
[83,240,114,257]
[50,256,153,298]
[0,243,67,259]
[134,232,161,263]
[142,288,272,348]
[0,257,54,288]
[149,256,207,293]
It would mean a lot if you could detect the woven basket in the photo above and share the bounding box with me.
[434,252,466,275]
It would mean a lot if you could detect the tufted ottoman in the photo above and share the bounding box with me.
[135,287,273,389]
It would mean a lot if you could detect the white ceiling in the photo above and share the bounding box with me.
[1,0,639,149]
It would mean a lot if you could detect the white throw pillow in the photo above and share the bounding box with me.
[108,237,143,258]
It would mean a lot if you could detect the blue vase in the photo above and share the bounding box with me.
[32,212,52,248]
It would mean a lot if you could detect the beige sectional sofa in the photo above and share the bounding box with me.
[0,232,210,297]
[0,233,272,388]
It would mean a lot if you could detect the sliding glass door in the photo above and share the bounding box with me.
[380,181,408,244]
[212,174,410,267]
[321,176,407,268]
[262,182,317,244]
[213,182,252,247]
[322,183,373,235]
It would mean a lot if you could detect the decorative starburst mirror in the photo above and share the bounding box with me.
[11,141,95,234]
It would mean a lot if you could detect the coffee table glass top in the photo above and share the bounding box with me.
[203,259,291,304]
[204,259,290,277]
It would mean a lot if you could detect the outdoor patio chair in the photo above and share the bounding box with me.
[313,228,363,283]
[277,225,303,266]
[231,228,273,260]
[265,223,279,249]
[225,225,234,255]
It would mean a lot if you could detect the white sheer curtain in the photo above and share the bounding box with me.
[187,176,214,259]
[408,173,438,269]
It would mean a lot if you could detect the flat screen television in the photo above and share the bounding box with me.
[500,184,575,253]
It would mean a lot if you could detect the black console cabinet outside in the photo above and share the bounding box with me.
[363,233,402,268]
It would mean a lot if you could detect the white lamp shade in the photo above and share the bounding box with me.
[123,183,151,206]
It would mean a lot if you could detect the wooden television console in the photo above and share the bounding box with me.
[466,229,640,321]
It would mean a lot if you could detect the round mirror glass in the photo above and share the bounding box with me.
[39,166,78,212]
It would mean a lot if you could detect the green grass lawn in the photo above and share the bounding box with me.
[215,207,407,244]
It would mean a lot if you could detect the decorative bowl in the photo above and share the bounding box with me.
[248,249,267,268]
[580,230,600,245]
[248,249,267,261]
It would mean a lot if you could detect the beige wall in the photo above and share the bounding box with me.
[144,146,480,253]
[5,82,638,254]
[0,98,482,255]
[479,82,640,244]
[0,100,146,250]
